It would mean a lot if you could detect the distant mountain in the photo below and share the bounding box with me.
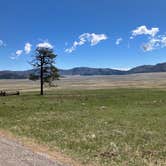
[0,70,33,79]
[59,67,125,76]
[127,62,166,74]
[1,62,166,79]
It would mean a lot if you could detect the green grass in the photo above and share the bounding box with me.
[0,88,166,165]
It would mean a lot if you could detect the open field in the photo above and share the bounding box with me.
[1,72,166,91]
[0,88,166,165]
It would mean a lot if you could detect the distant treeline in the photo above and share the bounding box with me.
[1,62,166,79]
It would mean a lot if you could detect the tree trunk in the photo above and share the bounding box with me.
[40,57,44,95]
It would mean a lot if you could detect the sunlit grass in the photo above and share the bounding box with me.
[0,88,166,165]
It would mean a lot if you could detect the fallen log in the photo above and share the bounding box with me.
[0,91,6,96]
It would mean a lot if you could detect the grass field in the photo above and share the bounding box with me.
[1,72,166,92]
[0,88,166,165]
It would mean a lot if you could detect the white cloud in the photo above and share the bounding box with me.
[64,47,75,53]
[16,50,23,56]
[11,41,53,60]
[11,50,23,59]
[24,42,32,54]
[131,25,159,38]
[161,36,166,47]
[116,38,123,45]
[65,33,108,53]
[130,25,166,52]
[142,35,166,52]
[142,42,155,52]
[36,42,53,49]
[89,33,108,46]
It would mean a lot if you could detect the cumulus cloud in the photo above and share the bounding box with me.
[129,25,166,52]
[11,49,23,59]
[142,42,155,52]
[89,33,108,46]
[11,41,54,60]
[11,42,32,60]
[24,42,32,54]
[116,38,123,45]
[65,33,108,53]
[131,25,159,38]
[16,50,23,56]
[161,36,166,47]
[36,42,53,49]
[142,35,166,52]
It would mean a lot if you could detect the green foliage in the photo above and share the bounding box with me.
[29,73,39,81]
[43,66,60,86]
[30,47,59,94]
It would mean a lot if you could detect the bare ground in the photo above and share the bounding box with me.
[0,130,81,166]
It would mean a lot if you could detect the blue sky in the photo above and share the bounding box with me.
[0,0,166,70]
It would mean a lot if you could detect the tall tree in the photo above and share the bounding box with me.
[30,46,59,95]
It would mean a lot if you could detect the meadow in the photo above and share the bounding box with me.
[1,72,166,92]
[0,73,166,165]
[0,89,166,165]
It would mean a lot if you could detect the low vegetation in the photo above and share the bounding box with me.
[0,88,166,165]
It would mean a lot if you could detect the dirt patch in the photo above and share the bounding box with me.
[0,129,84,166]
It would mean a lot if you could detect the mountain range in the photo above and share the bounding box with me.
[1,62,166,79]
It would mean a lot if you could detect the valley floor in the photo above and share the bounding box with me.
[1,72,166,91]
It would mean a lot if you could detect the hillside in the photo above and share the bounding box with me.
[59,67,125,76]
[1,62,166,79]
[127,62,166,74]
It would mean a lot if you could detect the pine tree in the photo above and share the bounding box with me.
[30,46,59,95]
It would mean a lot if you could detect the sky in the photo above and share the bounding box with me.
[0,0,166,71]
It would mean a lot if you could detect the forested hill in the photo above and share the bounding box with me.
[1,62,166,79]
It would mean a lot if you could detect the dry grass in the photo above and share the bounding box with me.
[1,72,166,92]
[1,73,166,165]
